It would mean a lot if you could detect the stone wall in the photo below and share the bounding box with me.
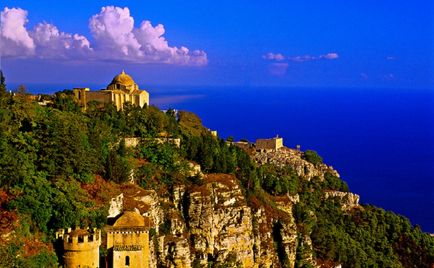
[73,88,149,111]
[234,141,251,152]
[256,137,283,151]
[124,137,181,148]
[124,137,140,148]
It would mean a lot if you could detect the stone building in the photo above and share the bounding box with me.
[73,70,150,110]
[56,211,152,268]
[56,228,101,268]
[255,136,283,151]
[106,211,153,268]
[123,137,181,149]
[234,141,252,152]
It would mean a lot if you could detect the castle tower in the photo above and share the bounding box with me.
[56,227,101,268]
[106,211,152,268]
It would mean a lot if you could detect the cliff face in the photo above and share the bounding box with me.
[186,174,254,267]
[254,147,339,180]
[110,147,362,267]
[115,173,299,268]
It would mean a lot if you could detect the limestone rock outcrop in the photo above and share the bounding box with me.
[253,147,339,181]
[107,193,123,218]
[112,173,302,268]
[186,174,255,267]
[324,191,360,211]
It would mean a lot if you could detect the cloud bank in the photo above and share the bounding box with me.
[0,7,35,57]
[0,6,207,66]
[263,52,339,62]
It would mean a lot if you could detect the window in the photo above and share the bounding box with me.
[125,256,130,266]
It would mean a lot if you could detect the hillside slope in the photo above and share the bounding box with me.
[0,90,433,267]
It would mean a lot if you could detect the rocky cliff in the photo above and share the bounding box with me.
[105,147,372,268]
[254,147,339,181]
[109,174,302,267]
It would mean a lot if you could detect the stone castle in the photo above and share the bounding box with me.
[231,136,284,153]
[56,210,152,268]
[255,136,283,151]
[73,70,150,110]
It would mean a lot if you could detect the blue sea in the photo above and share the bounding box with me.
[14,84,434,233]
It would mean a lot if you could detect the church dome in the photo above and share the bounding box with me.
[109,70,136,88]
[113,211,145,227]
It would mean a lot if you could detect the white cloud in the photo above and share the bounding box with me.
[289,55,316,62]
[289,52,339,62]
[0,6,207,66]
[263,52,339,62]
[0,7,35,57]
[88,7,206,65]
[89,6,142,59]
[319,52,339,60]
[32,22,92,59]
[262,52,285,61]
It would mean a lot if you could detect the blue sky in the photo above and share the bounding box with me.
[1,0,433,88]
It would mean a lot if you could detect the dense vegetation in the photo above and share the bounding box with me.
[293,175,434,267]
[0,72,433,267]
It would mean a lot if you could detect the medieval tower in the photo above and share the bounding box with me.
[106,211,152,268]
[56,228,101,268]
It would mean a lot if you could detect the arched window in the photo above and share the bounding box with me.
[125,256,130,266]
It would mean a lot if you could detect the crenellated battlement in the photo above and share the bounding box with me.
[56,227,101,251]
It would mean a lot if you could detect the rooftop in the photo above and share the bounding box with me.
[108,70,137,88]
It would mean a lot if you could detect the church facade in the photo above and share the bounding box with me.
[73,70,150,110]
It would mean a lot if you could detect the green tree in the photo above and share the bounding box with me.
[0,70,6,98]
[106,148,131,183]
[34,109,97,182]
[53,90,80,112]
[303,150,323,166]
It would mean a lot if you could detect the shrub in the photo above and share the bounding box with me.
[303,150,323,166]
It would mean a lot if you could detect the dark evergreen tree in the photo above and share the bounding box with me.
[0,70,7,102]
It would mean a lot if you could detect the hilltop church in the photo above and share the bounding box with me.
[73,70,150,110]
